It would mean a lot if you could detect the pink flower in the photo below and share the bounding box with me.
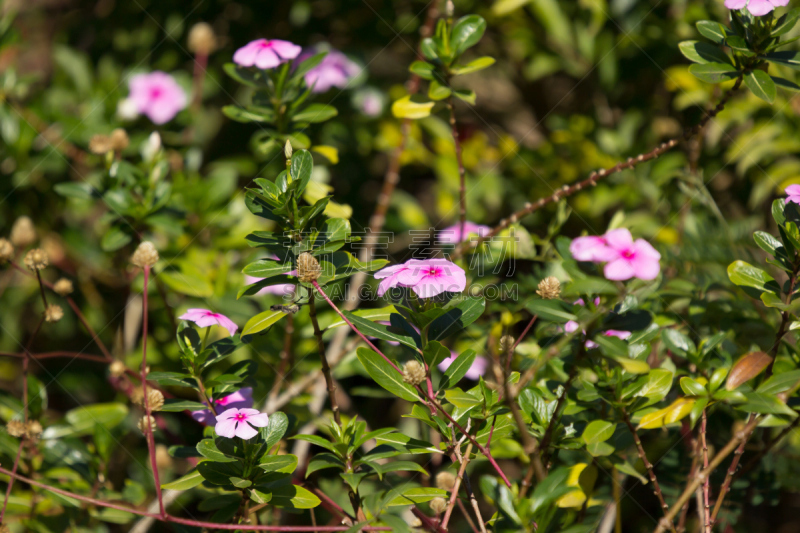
[374,264,410,296]
[786,184,800,205]
[128,72,187,124]
[300,49,361,93]
[570,235,614,262]
[602,229,661,281]
[179,308,238,337]
[396,258,467,298]
[233,39,302,69]
[437,351,488,380]
[439,222,491,245]
[244,275,295,297]
[725,0,788,16]
[192,388,253,425]
[215,408,269,440]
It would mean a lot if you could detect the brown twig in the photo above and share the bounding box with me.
[308,290,341,425]
[701,410,710,533]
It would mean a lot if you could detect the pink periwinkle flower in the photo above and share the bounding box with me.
[570,235,614,262]
[192,387,253,425]
[179,308,238,337]
[374,263,410,297]
[300,48,361,93]
[396,258,467,298]
[437,351,488,380]
[602,229,661,281]
[127,72,187,124]
[358,90,384,116]
[786,184,800,205]
[438,222,491,245]
[233,39,302,69]
[725,0,788,16]
[245,275,295,297]
[215,407,269,440]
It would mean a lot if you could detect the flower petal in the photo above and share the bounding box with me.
[235,421,259,440]
[215,417,238,438]
[216,408,240,421]
[604,258,636,281]
[245,413,270,427]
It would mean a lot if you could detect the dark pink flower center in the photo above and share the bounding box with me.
[150,87,162,99]
[428,268,441,277]
[235,413,246,421]
[622,249,635,259]
[216,397,228,405]
[259,41,273,49]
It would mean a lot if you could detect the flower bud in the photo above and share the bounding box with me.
[0,238,13,264]
[499,335,515,354]
[89,134,113,154]
[142,132,161,162]
[110,128,130,151]
[130,387,145,405]
[26,420,43,439]
[45,304,64,323]
[402,360,426,386]
[131,241,159,267]
[117,98,139,121]
[10,216,36,247]
[109,360,127,378]
[445,0,454,18]
[430,497,447,514]
[284,140,293,160]
[6,420,26,438]
[188,22,217,55]
[137,415,157,434]
[296,252,321,283]
[53,278,74,296]
[24,248,49,271]
[536,276,561,300]
[146,389,165,411]
[436,471,457,491]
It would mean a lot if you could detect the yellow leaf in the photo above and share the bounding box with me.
[556,463,597,508]
[637,406,670,430]
[391,95,435,119]
[312,145,339,164]
[663,398,695,425]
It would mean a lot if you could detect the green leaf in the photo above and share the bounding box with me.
[242,309,287,336]
[612,356,651,374]
[772,76,800,92]
[662,329,696,357]
[754,231,786,258]
[306,453,345,476]
[327,306,396,329]
[54,182,95,200]
[101,226,132,252]
[159,262,214,298]
[727,260,777,292]
[438,350,477,390]
[689,62,739,83]
[292,104,338,123]
[678,41,732,65]
[160,399,207,412]
[451,15,487,54]
[765,50,800,70]
[386,487,448,507]
[428,80,452,100]
[270,484,321,509]
[291,434,337,453]
[453,89,476,104]
[409,60,435,80]
[696,20,727,44]
[774,9,800,36]
[423,340,451,368]
[444,387,482,409]
[581,420,615,444]
[289,149,314,196]
[757,370,800,394]
[429,296,485,340]
[450,56,496,75]
[375,433,442,454]
[250,489,273,505]
[242,259,293,278]
[197,439,236,463]
[222,105,273,123]
[525,299,577,323]
[745,70,776,103]
[356,348,420,402]
[62,403,128,436]
[197,461,243,486]
[345,312,419,350]
[259,454,298,474]
[146,371,194,388]
[680,377,707,397]
[261,411,289,450]
[736,392,797,417]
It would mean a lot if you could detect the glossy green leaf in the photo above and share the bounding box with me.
[385,487,448,506]
[678,41,732,65]
[745,69,776,103]
[356,348,419,402]
[688,62,739,83]
[581,420,615,444]
[292,104,338,124]
[451,15,486,54]
[242,309,287,336]
[438,349,477,390]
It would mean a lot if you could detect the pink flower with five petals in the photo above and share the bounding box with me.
[179,308,238,337]
[725,0,789,16]
[128,72,187,124]
[602,229,661,281]
[374,263,410,297]
[786,184,800,205]
[214,408,269,440]
[192,388,253,425]
[396,258,467,298]
[233,39,302,69]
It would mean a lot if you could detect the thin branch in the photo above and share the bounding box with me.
[701,410,710,533]
[0,442,23,523]
[447,94,467,244]
[308,290,341,425]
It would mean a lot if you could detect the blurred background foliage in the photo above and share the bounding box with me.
[3,0,800,531]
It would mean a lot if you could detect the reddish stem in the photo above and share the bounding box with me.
[0,442,23,523]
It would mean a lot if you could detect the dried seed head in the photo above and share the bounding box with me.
[137,415,157,434]
[6,420,26,438]
[284,140,293,159]
[296,252,321,283]
[89,134,114,154]
[53,278,74,296]
[10,216,36,247]
[429,497,447,514]
[156,444,173,469]
[45,304,64,323]
[436,471,457,491]
[130,387,145,405]
[187,22,217,55]
[109,360,127,378]
[499,335,515,354]
[26,420,43,439]
[131,241,159,267]
[0,523,10,533]
[0,238,13,264]
[24,248,49,271]
[536,276,561,300]
[402,360,426,386]
[110,128,130,151]
[146,389,165,411]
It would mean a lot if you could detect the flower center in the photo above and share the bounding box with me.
[428,268,441,277]
[235,413,246,421]
[150,87,162,99]
[622,249,635,259]
[259,41,273,49]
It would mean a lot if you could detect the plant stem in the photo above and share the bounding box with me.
[141,266,165,518]
[701,409,710,533]
[308,289,341,425]
[447,94,467,245]
[0,442,23,523]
